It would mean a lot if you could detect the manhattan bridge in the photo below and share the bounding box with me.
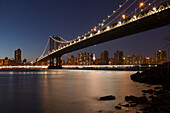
[34,0,170,69]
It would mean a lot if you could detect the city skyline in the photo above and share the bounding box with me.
[63,50,167,65]
[0,0,169,62]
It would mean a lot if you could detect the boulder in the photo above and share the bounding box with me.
[115,106,121,109]
[125,95,148,104]
[100,95,115,101]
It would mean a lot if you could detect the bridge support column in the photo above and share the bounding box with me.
[55,56,62,69]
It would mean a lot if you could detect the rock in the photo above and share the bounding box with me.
[115,106,121,109]
[125,95,137,102]
[130,103,137,107]
[154,86,162,89]
[100,95,115,101]
[122,104,129,107]
[142,89,155,94]
[125,95,148,104]
[135,96,148,104]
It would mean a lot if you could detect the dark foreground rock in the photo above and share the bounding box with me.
[131,62,170,85]
[129,62,170,113]
[100,95,115,101]
[125,95,148,104]
[115,106,121,109]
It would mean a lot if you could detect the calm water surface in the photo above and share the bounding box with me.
[0,69,152,113]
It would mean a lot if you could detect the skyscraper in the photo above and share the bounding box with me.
[78,53,93,65]
[155,50,167,64]
[67,55,77,65]
[15,49,21,65]
[114,51,123,65]
[101,50,109,65]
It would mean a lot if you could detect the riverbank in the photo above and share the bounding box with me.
[129,62,170,112]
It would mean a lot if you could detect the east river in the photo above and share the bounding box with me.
[0,69,154,113]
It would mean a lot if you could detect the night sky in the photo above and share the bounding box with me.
[0,0,169,62]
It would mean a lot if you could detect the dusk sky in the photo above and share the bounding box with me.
[0,0,169,62]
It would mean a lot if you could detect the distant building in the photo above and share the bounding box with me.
[67,55,77,65]
[38,61,48,66]
[3,57,9,66]
[23,59,27,65]
[136,56,144,64]
[155,50,167,64]
[114,51,123,65]
[78,53,93,65]
[8,59,15,66]
[125,55,136,65]
[94,58,101,65]
[109,58,114,65]
[15,49,21,65]
[144,57,155,64]
[61,60,66,65]
[101,51,109,65]
[0,59,3,66]
[125,55,145,65]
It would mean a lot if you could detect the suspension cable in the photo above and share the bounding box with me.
[39,39,50,58]
[85,0,129,36]
[103,0,138,28]
[126,0,149,18]
[50,36,71,43]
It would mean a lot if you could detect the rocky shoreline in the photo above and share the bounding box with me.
[128,62,170,112]
[99,62,170,113]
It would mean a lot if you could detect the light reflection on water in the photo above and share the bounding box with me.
[0,69,153,113]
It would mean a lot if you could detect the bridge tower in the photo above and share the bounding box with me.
[49,36,54,68]
[48,36,62,69]
[55,37,62,69]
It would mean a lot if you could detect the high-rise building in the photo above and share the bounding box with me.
[136,56,144,64]
[0,59,3,66]
[125,55,145,65]
[101,50,109,65]
[114,51,123,65]
[155,50,167,64]
[78,53,93,65]
[15,49,21,65]
[144,57,155,64]
[67,55,77,65]
[125,55,136,65]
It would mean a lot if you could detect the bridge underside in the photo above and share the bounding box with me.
[39,7,170,63]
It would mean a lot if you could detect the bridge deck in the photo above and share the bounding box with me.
[38,2,170,62]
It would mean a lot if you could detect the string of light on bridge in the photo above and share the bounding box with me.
[35,0,169,63]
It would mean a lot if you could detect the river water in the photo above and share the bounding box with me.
[0,69,153,113]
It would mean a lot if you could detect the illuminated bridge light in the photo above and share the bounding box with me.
[97,30,100,33]
[153,7,156,11]
[90,33,93,36]
[133,15,136,19]
[93,27,97,32]
[118,21,121,24]
[107,26,110,30]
